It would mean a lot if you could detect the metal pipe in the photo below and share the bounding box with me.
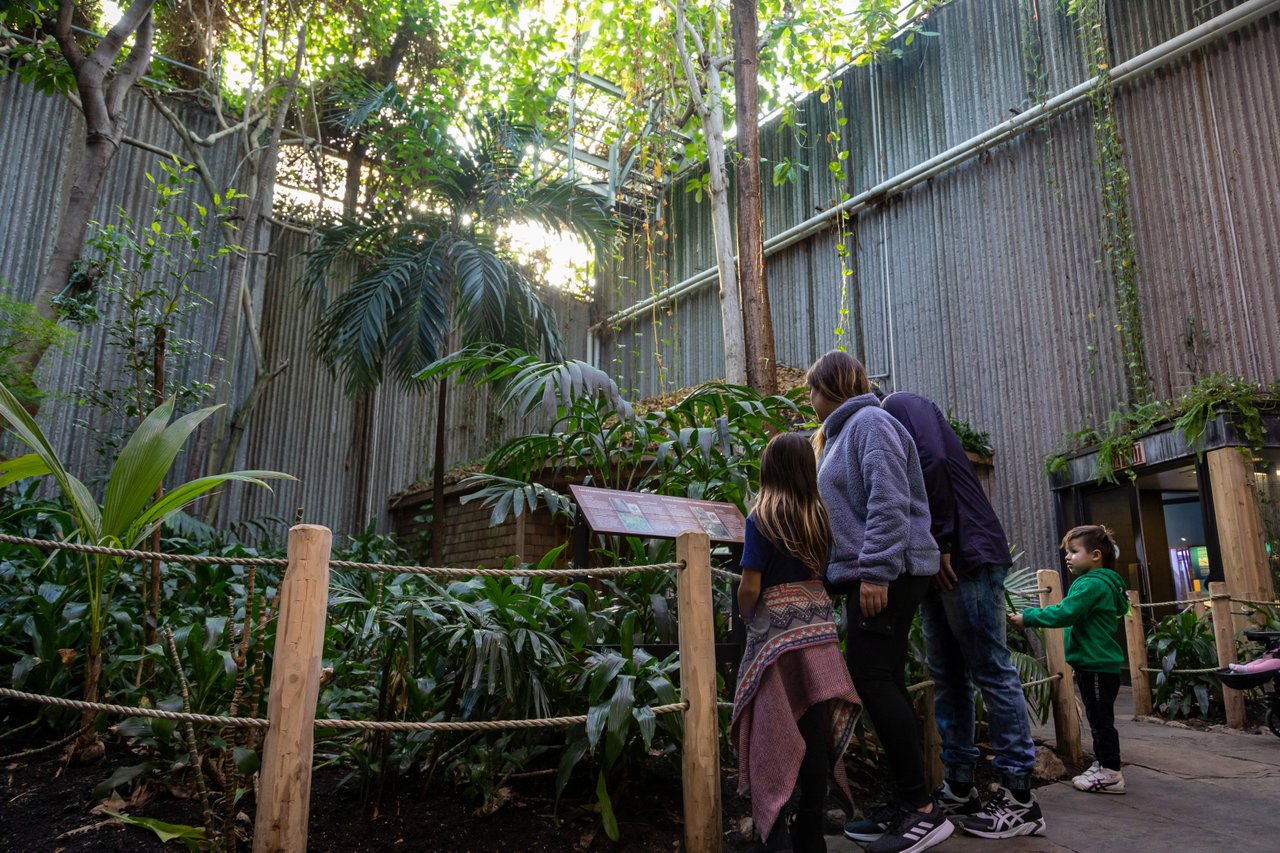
[601,0,1280,330]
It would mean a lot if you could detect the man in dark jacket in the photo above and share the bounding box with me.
[881,391,1046,839]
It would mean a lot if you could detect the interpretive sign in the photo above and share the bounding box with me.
[569,485,746,544]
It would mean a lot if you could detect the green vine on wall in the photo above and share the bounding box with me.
[1068,0,1152,402]
[1043,373,1280,483]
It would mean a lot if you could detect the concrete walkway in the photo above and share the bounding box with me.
[825,688,1280,852]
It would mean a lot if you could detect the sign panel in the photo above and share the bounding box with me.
[570,485,746,543]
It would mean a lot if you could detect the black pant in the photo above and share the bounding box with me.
[844,573,934,810]
[767,703,829,851]
[1076,670,1121,770]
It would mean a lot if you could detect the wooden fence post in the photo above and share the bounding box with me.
[676,531,721,853]
[1037,570,1082,765]
[1209,582,1245,729]
[1123,591,1153,717]
[919,683,943,791]
[253,525,332,853]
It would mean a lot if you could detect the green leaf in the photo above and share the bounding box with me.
[0,453,52,490]
[596,770,619,841]
[232,746,260,775]
[100,810,205,848]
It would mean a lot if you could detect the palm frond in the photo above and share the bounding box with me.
[314,242,449,394]
[451,239,513,341]
[517,181,618,254]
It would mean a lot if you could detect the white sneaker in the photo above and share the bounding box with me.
[1072,761,1125,794]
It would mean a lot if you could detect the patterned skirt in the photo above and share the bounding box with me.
[730,580,861,840]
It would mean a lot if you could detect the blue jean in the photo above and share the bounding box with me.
[920,564,1036,789]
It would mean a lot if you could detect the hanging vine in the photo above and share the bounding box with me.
[1068,0,1152,402]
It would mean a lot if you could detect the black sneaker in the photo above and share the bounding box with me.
[933,780,981,816]
[843,802,899,842]
[959,786,1046,839]
[865,807,955,853]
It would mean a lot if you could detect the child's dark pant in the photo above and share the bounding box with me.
[1076,670,1121,770]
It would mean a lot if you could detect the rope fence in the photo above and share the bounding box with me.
[0,533,682,579]
[0,686,686,733]
[1140,666,1222,676]
[0,687,270,728]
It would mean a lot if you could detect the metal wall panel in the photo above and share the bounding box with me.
[601,0,1280,569]
[1,79,593,537]
[0,77,257,493]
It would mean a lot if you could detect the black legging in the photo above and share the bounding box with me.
[765,702,829,852]
[845,573,934,810]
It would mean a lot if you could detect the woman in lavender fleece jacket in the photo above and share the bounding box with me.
[807,350,950,852]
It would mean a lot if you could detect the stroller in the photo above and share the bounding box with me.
[1216,630,1280,738]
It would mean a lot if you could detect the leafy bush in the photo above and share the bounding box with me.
[1148,609,1219,719]
[1043,373,1280,482]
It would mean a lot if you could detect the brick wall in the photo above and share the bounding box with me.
[390,483,569,568]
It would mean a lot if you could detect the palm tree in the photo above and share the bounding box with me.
[302,98,616,561]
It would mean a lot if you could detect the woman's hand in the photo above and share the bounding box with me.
[860,581,889,619]
[1008,612,1024,629]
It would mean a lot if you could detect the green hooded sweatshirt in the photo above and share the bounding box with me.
[1021,568,1128,673]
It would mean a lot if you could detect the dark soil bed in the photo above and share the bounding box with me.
[0,734,689,853]
[0,731,1075,852]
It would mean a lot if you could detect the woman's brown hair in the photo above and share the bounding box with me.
[804,350,870,455]
[753,432,832,578]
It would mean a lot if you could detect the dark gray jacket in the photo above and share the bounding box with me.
[881,392,1011,576]
[818,394,939,586]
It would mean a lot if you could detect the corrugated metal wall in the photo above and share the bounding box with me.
[0,74,260,494]
[227,225,592,533]
[1,77,591,537]
[600,0,1280,567]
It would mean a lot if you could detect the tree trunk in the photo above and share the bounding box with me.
[345,391,377,535]
[188,24,306,482]
[731,0,777,396]
[18,1,156,395]
[15,132,119,380]
[672,1,747,386]
[702,92,747,386]
[428,376,450,565]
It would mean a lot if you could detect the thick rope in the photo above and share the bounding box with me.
[0,533,681,579]
[1140,666,1221,675]
[1131,598,1207,609]
[0,533,286,566]
[1019,673,1063,688]
[0,687,270,728]
[0,687,686,734]
[315,702,687,732]
[712,568,740,581]
[1231,598,1280,608]
[339,561,682,579]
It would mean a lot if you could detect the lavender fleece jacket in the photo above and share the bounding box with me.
[818,394,940,586]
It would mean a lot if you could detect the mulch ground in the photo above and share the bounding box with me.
[0,734,690,853]
[0,728,1078,852]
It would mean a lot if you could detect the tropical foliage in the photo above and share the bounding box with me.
[1044,373,1280,482]
[0,378,292,742]
[1148,608,1220,720]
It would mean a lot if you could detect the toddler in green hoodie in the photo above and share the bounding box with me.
[1011,525,1129,794]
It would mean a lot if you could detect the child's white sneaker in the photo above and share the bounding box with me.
[1072,761,1125,794]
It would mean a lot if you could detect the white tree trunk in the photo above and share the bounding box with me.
[701,68,747,386]
[671,0,747,386]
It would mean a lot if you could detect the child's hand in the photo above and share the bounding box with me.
[1009,612,1024,629]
